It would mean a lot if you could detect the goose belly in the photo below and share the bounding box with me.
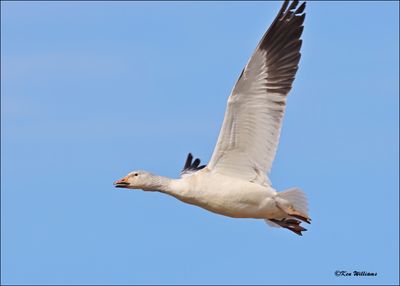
[180,174,280,218]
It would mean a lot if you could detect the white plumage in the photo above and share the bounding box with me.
[115,0,311,235]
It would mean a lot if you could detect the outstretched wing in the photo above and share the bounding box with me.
[208,0,306,186]
[180,153,206,177]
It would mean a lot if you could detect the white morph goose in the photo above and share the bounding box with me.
[114,0,310,235]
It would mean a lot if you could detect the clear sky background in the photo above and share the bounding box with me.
[1,1,399,285]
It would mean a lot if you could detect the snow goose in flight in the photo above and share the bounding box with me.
[114,0,310,235]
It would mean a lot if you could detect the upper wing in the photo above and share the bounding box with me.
[207,0,306,185]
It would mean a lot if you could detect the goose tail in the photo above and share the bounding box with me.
[276,187,311,224]
[265,188,311,235]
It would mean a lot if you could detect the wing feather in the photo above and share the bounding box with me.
[208,0,306,185]
[181,153,206,177]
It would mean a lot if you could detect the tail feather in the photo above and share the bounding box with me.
[276,188,311,224]
[278,187,309,216]
[267,188,311,235]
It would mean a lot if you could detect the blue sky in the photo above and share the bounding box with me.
[1,1,399,285]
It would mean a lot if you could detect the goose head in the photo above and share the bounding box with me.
[114,170,161,191]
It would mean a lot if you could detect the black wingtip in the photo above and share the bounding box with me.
[184,153,193,170]
[295,2,306,14]
[181,153,207,176]
[279,0,290,15]
[193,158,201,168]
[287,0,299,12]
[279,0,306,19]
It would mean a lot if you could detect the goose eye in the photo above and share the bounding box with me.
[134,173,138,176]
